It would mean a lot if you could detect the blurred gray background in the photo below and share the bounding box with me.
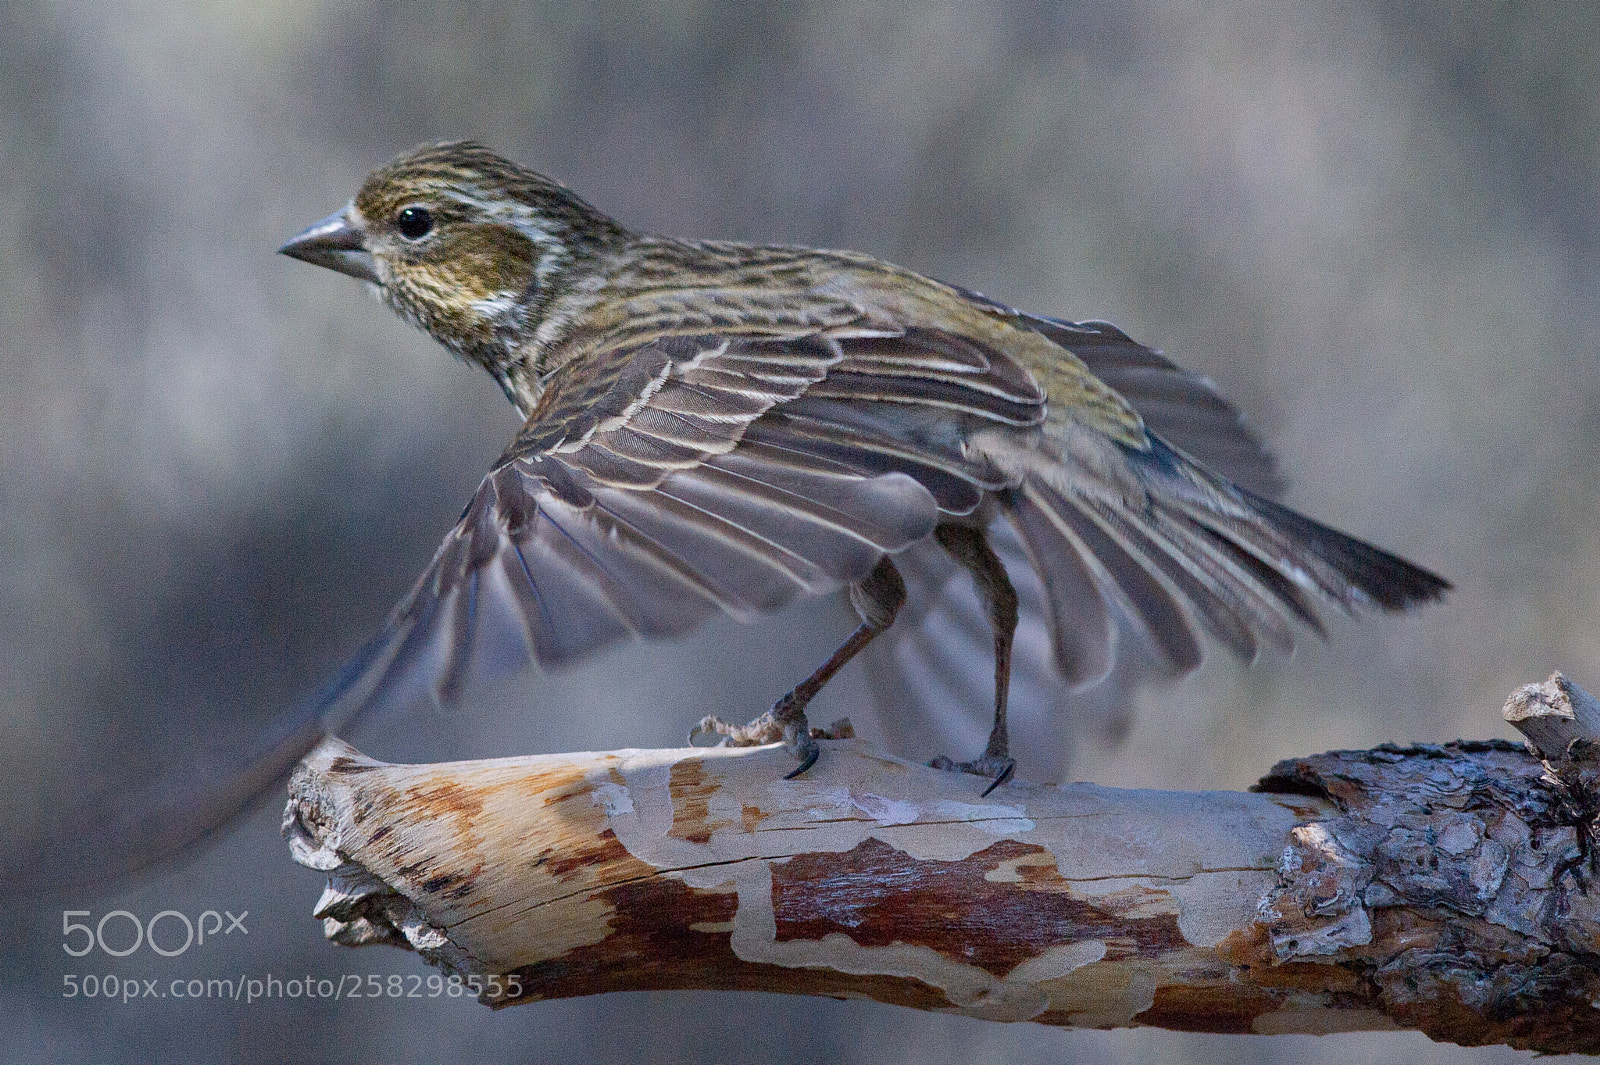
[2,1,1597,1061]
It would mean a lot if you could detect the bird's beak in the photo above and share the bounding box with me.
[278,207,380,284]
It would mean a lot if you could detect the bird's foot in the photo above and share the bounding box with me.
[929,753,1016,797]
[688,711,854,748]
[688,710,784,748]
[687,702,852,780]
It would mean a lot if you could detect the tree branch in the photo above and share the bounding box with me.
[284,675,1600,1054]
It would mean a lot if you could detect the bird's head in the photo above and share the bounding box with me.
[281,141,627,392]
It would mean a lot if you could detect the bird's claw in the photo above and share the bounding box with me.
[687,701,825,779]
[783,734,820,779]
[929,754,1016,796]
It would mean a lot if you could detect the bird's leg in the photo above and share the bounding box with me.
[928,523,1019,795]
[691,556,906,778]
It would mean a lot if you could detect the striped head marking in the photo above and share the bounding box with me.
[349,141,627,371]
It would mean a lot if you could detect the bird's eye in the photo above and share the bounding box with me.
[395,206,434,241]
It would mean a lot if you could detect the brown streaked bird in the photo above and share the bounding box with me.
[271,140,1446,794]
[0,140,1451,894]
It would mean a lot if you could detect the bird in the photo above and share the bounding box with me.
[1,140,1450,894]
[272,139,1446,794]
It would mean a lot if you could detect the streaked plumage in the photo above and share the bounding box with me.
[278,140,1446,789]
[0,140,1457,894]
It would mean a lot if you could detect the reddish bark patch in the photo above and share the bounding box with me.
[667,760,718,844]
[1247,959,1373,996]
[667,760,740,844]
[536,828,633,881]
[421,868,483,901]
[1214,925,1276,968]
[1135,983,1285,1033]
[769,838,1190,978]
[496,874,949,1011]
[399,778,487,823]
[530,766,601,809]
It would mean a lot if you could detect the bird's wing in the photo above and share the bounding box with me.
[856,307,1438,779]
[317,323,1046,730]
[0,317,1054,894]
[942,286,1282,495]
[1016,315,1280,495]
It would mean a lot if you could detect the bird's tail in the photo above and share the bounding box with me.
[0,615,424,896]
[1003,432,1449,690]
[0,716,324,897]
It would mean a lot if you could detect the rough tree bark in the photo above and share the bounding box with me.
[284,674,1600,1054]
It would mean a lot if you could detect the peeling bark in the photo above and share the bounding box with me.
[284,675,1600,1054]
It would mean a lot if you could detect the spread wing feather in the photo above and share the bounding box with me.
[315,323,1045,726]
[941,286,1282,495]
[858,297,1443,777]
[1019,315,1284,496]
[313,283,1442,778]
